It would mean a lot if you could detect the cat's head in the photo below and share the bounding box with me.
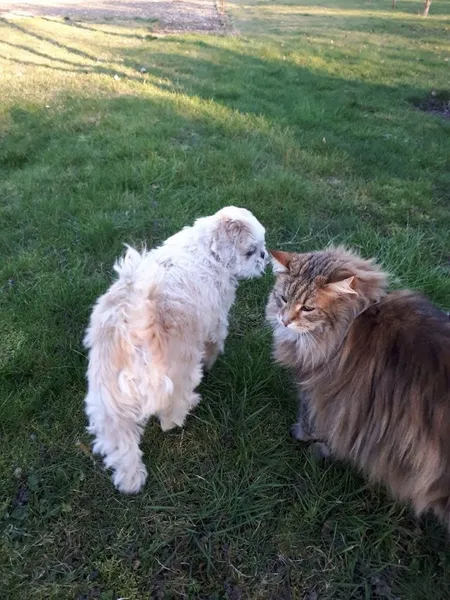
[267,247,388,335]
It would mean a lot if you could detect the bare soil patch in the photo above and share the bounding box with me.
[0,0,227,33]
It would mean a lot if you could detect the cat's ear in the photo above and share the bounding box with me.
[269,250,293,273]
[325,275,358,296]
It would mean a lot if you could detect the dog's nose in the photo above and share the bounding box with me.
[261,250,266,260]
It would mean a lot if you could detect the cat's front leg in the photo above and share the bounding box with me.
[291,391,318,441]
[291,393,332,459]
[291,421,316,441]
[310,442,331,459]
[291,421,332,460]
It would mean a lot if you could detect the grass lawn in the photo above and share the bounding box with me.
[1,1,450,598]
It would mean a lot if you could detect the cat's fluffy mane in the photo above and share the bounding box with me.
[266,246,388,375]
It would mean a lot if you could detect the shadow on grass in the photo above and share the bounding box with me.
[1,42,449,416]
[39,15,157,39]
[1,13,450,598]
[0,17,151,81]
[119,40,449,198]
[1,23,449,204]
[0,87,449,599]
[0,16,111,62]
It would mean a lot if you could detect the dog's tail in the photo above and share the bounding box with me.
[112,245,143,281]
[84,247,174,425]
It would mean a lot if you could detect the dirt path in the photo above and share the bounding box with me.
[0,0,227,33]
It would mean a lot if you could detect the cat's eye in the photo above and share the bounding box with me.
[301,305,314,312]
[280,295,287,303]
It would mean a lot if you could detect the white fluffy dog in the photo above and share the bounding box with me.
[84,207,267,493]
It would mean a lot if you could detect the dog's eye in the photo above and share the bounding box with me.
[280,295,287,303]
[301,305,314,312]
[246,248,256,257]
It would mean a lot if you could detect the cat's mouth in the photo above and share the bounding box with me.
[277,314,302,332]
[277,313,290,328]
[277,313,313,336]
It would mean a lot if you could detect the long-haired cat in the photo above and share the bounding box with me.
[266,247,450,530]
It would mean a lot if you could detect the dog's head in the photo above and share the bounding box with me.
[209,206,267,279]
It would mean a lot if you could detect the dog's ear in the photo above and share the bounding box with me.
[223,217,249,242]
[211,217,248,262]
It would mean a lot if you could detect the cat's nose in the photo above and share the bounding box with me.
[281,314,291,327]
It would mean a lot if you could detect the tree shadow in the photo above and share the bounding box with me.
[39,15,156,40]
[0,17,110,62]
[0,17,151,80]
[0,51,89,72]
[0,38,92,67]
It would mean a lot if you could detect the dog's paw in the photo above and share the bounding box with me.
[160,418,177,432]
[203,341,222,372]
[160,416,186,431]
[188,393,201,409]
[203,355,218,372]
[113,462,148,494]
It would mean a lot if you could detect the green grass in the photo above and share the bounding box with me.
[1,1,450,598]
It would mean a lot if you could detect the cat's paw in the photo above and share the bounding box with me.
[310,442,331,460]
[290,422,313,442]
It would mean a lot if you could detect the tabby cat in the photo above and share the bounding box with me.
[266,247,450,529]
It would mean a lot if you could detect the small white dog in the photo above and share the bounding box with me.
[84,207,267,493]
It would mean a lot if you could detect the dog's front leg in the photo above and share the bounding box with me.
[203,319,228,372]
[203,340,222,372]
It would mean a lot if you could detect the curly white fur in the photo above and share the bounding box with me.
[84,207,267,493]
